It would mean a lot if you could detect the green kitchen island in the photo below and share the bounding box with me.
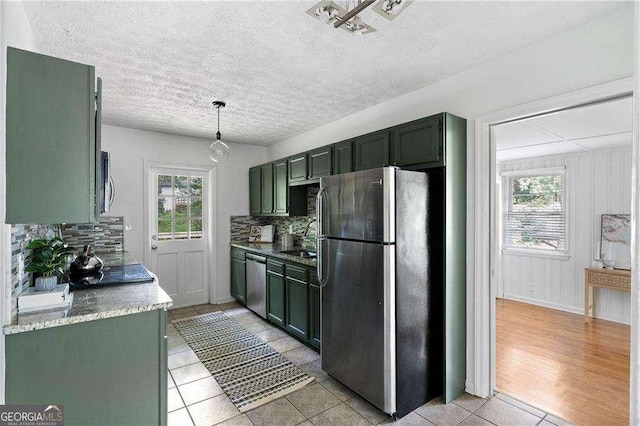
[4,254,172,426]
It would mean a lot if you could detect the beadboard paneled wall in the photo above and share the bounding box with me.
[498,148,632,324]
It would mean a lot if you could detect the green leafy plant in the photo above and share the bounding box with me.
[25,237,75,277]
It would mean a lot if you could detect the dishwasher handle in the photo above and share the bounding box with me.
[246,253,266,263]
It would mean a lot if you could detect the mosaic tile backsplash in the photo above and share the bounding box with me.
[61,216,125,253]
[10,224,57,319]
[230,186,319,248]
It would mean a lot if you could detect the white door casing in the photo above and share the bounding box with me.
[471,77,634,399]
[145,163,215,308]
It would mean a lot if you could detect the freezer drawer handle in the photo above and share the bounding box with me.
[317,237,328,287]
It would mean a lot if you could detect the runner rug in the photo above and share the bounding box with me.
[172,311,314,412]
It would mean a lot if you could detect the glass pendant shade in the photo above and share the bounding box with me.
[210,101,230,163]
[209,134,230,163]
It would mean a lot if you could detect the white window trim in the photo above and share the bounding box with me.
[501,166,569,257]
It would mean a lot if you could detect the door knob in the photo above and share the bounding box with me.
[151,244,158,250]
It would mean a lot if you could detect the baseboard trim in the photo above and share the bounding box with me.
[216,296,235,304]
[502,293,630,325]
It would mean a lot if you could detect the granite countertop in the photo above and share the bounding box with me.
[230,242,317,267]
[4,252,172,335]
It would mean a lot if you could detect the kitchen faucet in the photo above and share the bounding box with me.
[303,218,317,237]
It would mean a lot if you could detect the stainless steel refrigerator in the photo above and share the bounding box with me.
[317,167,441,418]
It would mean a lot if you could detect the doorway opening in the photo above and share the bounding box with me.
[491,96,632,425]
[145,164,214,308]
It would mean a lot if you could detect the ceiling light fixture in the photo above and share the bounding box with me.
[372,0,414,21]
[306,0,411,34]
[209,101,230,163]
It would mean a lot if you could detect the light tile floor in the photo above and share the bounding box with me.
[168,303,574,426]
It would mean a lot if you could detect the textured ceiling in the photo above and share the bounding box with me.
[495,97,632,162]
[23,1,631,146]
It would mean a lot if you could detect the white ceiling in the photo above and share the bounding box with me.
[495,96,633,162]
[23,1,631,146]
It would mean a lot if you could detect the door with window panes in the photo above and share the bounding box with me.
[149,167,209,307]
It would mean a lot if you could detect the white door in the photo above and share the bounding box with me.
[148,166,209,308]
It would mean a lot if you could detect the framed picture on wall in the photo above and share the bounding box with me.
[600,214,631,270]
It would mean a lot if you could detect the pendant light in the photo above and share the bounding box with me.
[209,101,230,163]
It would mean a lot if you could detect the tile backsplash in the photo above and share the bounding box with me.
[10,224,57,319]
[230,186,318,248]
[61,216,124,253]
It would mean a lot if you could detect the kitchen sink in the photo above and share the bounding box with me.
[281,249,317,259]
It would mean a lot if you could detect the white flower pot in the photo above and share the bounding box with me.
[35,275,58,291]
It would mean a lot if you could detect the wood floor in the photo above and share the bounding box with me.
[496,299,630,426]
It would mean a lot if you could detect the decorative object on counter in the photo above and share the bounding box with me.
[208,100,230,163]
[603,258,616,269]
[601,214,631,270]
[173,311,313,412]
[26,237,75,291]
[281,233,294,250]
[18,283,73,313]
[591,241,603,268]
[70,244,104,277]
[248,225,274,242]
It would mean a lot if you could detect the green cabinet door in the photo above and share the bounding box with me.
[286,275,309,340]
[354,130,390,171]
[308,146,333,179]
[274,160,288,214]
[6,310,167,425]
[267,270,286,327]
[392,115,443,167]
[309,283,321,349]
[249,166,261,215]
[333,139,354,175]
[288,154,308,184]
[230,254,246,304]
[261,163,274,214]
[6,47,97,224]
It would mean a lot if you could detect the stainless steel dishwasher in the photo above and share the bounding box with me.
[245,253,267,319]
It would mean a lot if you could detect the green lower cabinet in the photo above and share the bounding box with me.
[267,270,286,327]
[5,309,167,426]
[230,257,247,304]
[309,284,321,349]
[285,277,309,340]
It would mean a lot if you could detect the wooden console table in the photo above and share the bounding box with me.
[584,268,631,323]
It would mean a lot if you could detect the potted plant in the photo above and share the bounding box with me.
[26,237,75,291]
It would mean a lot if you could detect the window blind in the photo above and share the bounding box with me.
[503,170,567,253]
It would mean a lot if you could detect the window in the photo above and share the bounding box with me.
[157,174,203,241]
[502,167,567,255]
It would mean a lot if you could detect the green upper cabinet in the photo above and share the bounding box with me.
[261,163,274,214]
[273,159,288,214]
[308,146,332,180]
[354,130,390,171]
[288,153,308,184]
[249,166,262,215]
[391,115,443,168]
[6,47,98,224]
[333,139,354,175]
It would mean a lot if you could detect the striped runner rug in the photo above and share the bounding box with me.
[172,311,314,412]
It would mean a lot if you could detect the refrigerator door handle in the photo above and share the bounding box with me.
[316,186,326,236]
[317,237,329,287]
